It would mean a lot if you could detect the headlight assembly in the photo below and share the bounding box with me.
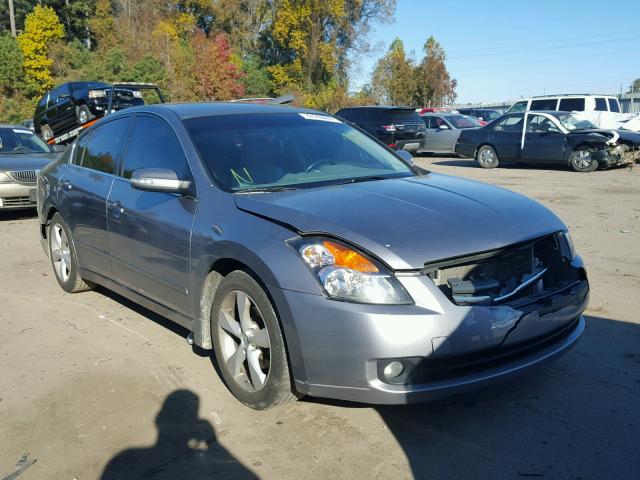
[558,231,576,260]
[288,237,412,305]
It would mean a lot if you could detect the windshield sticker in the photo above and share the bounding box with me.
[12,129,33,134]
[230,167,254,186]
[298,113,342,123]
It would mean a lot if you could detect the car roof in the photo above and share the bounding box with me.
[118,102,328,120]
[420,112,462,117]
[338,105,415,111]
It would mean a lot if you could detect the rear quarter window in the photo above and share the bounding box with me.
[608,98,620,113]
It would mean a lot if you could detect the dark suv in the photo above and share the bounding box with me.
[34,82,144,140]
[335,106,426,152]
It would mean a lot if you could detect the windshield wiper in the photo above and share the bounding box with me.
[335,175,394,185]
[235,186,298,194]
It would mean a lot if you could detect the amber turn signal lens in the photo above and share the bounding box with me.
[322,240,379,273]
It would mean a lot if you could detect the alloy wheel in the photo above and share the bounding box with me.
[50,223,71,283]
[78,109,88,124]
[479,147,495,166]
[573,150,593,169]
[217,290,271,392]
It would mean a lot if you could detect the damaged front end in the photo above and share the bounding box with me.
[605,142,640,166]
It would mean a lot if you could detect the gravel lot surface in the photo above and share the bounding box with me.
[1,157,639,480]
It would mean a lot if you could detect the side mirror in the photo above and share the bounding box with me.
[131,168,193,195]
[396,149,414,166]
[438,124,449,130]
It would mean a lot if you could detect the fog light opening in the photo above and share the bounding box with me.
[383,361,405,379]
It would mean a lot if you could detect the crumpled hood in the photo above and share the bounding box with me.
[0,152,57,172]
[234,173,566,270]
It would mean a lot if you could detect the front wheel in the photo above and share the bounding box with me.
[48,213,95,293]
[570,147,598,172]
[76,105,93,125]
[211,270,296,409]
[476,145,499,168]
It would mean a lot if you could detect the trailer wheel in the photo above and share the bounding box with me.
[40,124,53,141]
[76,105,93,125]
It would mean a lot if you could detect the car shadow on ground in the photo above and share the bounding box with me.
[372,314,640,479]
[100,389,257,479]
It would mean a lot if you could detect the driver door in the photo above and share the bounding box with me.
[521,114,567,164]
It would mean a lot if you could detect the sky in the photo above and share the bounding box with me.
[351,0,640,104]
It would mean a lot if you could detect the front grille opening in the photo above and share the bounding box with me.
[425,234,582,307]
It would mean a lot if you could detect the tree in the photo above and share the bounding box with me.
[0,34,24,95]
[414,35,457,107]
[267,0,395,99]
[17,5,64,94]
[628,78,640,94]
[371,38,415,105]
[190,32,244,100]
[242,53,273,96]
[88,0,116,50]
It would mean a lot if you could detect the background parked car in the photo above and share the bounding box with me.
[21,119,35,132]
[506,94,622,114]
[457,108,502,125]
[0,125,61,210]
[456,110,640,171]
[418,112,480,154]
[33,81,144,141]
[335,106,426,152]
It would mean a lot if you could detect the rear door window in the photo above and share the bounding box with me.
[73,133,91,165]
[608,98,621,112]
[81,117,130,174]
[558,98,585,111]
[595,98,608,111]
[494,114,523,132]
[530,99,558,110]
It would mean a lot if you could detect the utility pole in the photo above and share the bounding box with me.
[8,0,17,37]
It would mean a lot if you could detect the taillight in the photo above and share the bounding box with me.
[388,143,397,148]
[382,125,396,132]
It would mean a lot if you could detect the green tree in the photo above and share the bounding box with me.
[371,38,415,105]
[0,34,24,95]
[17,5,64,94]
[628,78,640,94]
[267,0,395,100]
[241,53,273,96]
[414,35,457,107]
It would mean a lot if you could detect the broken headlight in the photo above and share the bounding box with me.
[289,237,412,305]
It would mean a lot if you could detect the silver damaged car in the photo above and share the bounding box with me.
[37,103,589,409]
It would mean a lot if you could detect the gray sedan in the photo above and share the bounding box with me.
[38,103,588,409]
[419,113,480,154]
[0,125,61,210]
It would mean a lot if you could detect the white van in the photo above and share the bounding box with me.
[507,94,621,114]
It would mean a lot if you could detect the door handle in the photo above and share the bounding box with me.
[108,200,124,216]
[60,180,72,191]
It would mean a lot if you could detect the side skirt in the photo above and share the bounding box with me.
[80,268,193,331]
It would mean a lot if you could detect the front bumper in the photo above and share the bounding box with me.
[276,273,588,405]
[0,183,37,210]
[595,144,640,167]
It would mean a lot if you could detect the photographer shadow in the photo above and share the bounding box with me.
[101,389,256,479]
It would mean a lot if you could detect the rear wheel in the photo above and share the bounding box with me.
[211,270,296,409]
[40,124,53,141]
[476,145,499,168]
[570,147,598,172]
[48,213,95,293]
[76,105,93,125]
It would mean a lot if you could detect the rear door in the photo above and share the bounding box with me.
[54,83,76,131]
[107,114,197,316]
[489,114,524,161]
[58,116,130,275]
[521,114,567,163]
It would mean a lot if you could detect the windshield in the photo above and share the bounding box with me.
[553,113,597,131]
[184,113,414,191]
[446,115,480,129]
[480,110,501,121]
[0,128,51,154]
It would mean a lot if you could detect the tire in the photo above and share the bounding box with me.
[48,213,95,293]
[211,270,296,409]
[570,147,598,172]
[476,145,499,168]
[76,105,93,125]
[40,124,53,141]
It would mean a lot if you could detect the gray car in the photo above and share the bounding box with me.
[0,125,61,210]
[419,112,480,154]
[37,103,589,409]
